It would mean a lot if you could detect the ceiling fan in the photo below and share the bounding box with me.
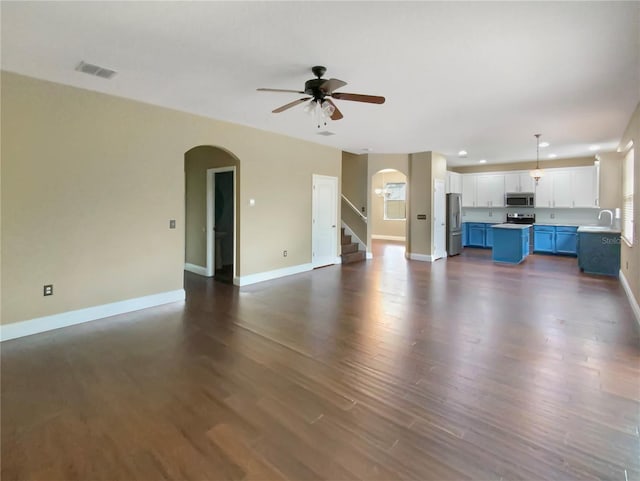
[257,66,385,127]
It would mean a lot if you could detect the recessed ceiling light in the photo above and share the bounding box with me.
[548,153,557,159]
[458,150,468,157]
[539,142,550,148]
[478,159,487,164]
[589,145,600,151]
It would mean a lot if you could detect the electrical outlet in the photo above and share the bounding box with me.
[169,219,176,229]
[488,211,493,217]
[283,250,287,257]
[550,213,555,219]
[43,284,53,296]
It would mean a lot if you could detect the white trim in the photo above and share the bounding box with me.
[0,289,186,341]
[334,256,343,264]
[619,269,640,330]
[341,221,367,252]
[206,166,237,279]
[371,235,406,241]
[408,252,433,262]
[184,263,209,276]
[234,263,314,287]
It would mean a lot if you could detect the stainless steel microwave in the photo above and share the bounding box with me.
[505,193,535,207]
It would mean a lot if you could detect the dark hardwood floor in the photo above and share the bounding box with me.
[2,242,639,480]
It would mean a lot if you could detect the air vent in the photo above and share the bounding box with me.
[75,61,117,79]
[316,131,336,136]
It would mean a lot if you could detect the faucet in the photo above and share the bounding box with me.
[598,210,613,226]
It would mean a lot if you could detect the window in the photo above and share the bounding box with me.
[384,182,406,220]
[623,147,634,245]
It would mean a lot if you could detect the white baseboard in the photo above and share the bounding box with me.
[185,263,208,276]
[234,263,313,287]
[0,289,186,342]
[619,269,640,330]
[408,252,433,262]
[372,235,406,241]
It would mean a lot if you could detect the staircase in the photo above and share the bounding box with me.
[341,227,366,264]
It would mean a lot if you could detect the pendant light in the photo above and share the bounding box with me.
[530,133,544,184]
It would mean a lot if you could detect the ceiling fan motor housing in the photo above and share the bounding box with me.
[304,78,329,101]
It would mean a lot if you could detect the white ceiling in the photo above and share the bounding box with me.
[2,1,639,166]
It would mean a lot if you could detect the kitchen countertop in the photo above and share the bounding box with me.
[492,224,531,230]
[577,226,621,234]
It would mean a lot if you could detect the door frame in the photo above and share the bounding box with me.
[433,178,447,260]
[206,166,237,278]
[312,174,339,268]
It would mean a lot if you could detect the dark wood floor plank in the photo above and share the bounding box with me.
[2,242,639,481]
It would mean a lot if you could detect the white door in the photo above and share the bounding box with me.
[312,175,338,268]
[433,179,446,260]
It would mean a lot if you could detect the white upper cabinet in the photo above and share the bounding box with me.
[519,173,536,193]
[571,166,597,207]
[552,171,572,208]
[446,171,462,194]
[461,175,477,207]
[505,172,535,193]
[464,165,598,209]
[534,166,597,208]
[535,174,553,207]
[476,174,505,207]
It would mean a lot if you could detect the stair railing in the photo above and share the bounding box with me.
[341,194,367,223]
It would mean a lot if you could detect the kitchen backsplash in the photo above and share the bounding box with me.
[461,207,604,225]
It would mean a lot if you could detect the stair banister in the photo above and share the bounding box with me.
[341,194,367,223]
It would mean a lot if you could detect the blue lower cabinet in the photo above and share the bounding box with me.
[533,225,577,256]
[534,226,555,253]
[485,226,494,248]
[468,223,486,247]
[578,232,620,276]
[492,226,529,264]
[462,223,468,247]
[555,227,578,255]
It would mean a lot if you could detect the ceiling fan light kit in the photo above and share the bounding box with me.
[257,66,385,128]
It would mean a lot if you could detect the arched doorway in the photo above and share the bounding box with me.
[370,168,408,257]
[184,145,240,283]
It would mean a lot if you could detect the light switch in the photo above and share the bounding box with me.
[169,220,176,229]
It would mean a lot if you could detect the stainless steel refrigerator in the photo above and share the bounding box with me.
[446,193,463,256]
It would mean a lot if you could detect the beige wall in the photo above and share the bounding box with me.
[597,152,623,211]
[1,72,341,325]
[184,146,239,268]
[619,103,640,310]
[408,152,446,258]
[342,152,368,214]
[371,170,407,238]
[408,152,432,257]
[450,156,596,174]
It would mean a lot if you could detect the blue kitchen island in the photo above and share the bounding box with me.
[491,224,530,264]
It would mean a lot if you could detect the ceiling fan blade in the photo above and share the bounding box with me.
[331,92,386,104]
[272,97,311,113]
[325,99,343,120]
[257,88,305,94]
[320,78,347,94]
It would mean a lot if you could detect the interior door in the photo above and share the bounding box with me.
[433,179,446,260]
[312,175,338,268]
